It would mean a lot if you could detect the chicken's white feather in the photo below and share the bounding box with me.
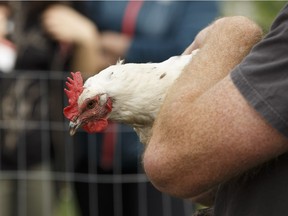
[78,50,198,143]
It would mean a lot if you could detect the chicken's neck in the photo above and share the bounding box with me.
[106,54,194,128]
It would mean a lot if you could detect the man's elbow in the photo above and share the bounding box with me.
[143,138,206,198]
[143,142,172,194]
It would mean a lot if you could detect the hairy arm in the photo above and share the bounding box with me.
[143,16,288,199]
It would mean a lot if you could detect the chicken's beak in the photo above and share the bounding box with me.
[69,121,81,136]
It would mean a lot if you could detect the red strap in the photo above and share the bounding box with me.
[122,0,144,37]
[100,122,118,170]
[100,1,144,170]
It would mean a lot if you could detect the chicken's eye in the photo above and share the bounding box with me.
[87,100,96,109]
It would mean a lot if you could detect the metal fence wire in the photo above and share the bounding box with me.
[0,71,196,216]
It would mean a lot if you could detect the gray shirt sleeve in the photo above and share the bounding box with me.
[231,4,288,138]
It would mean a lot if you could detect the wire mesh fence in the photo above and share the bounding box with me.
[0,70,196,216]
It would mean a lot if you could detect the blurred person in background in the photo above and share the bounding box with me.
[0,1,86,216]
[42,1,219,216]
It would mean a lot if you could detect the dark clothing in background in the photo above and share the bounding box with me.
[84,1,219,63]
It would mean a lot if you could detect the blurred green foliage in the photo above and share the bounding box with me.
[253,1,287,32]
[55,186,80,216]
[220,1,287,33]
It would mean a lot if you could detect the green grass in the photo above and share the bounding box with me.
[55,185,80,216]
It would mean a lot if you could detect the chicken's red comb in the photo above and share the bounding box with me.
[63,72,84,121]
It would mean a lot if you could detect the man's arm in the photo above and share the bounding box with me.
[143,16,288,198]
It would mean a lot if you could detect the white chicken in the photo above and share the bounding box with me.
[63,50,198,144]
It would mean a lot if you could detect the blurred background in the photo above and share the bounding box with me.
[0,1,286,216]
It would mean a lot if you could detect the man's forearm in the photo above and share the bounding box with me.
[162,16,263,107]
[144,16,264,198]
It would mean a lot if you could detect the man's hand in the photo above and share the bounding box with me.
[42,4,111,77]
[101,31,131,59]
[42,4,100,45]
